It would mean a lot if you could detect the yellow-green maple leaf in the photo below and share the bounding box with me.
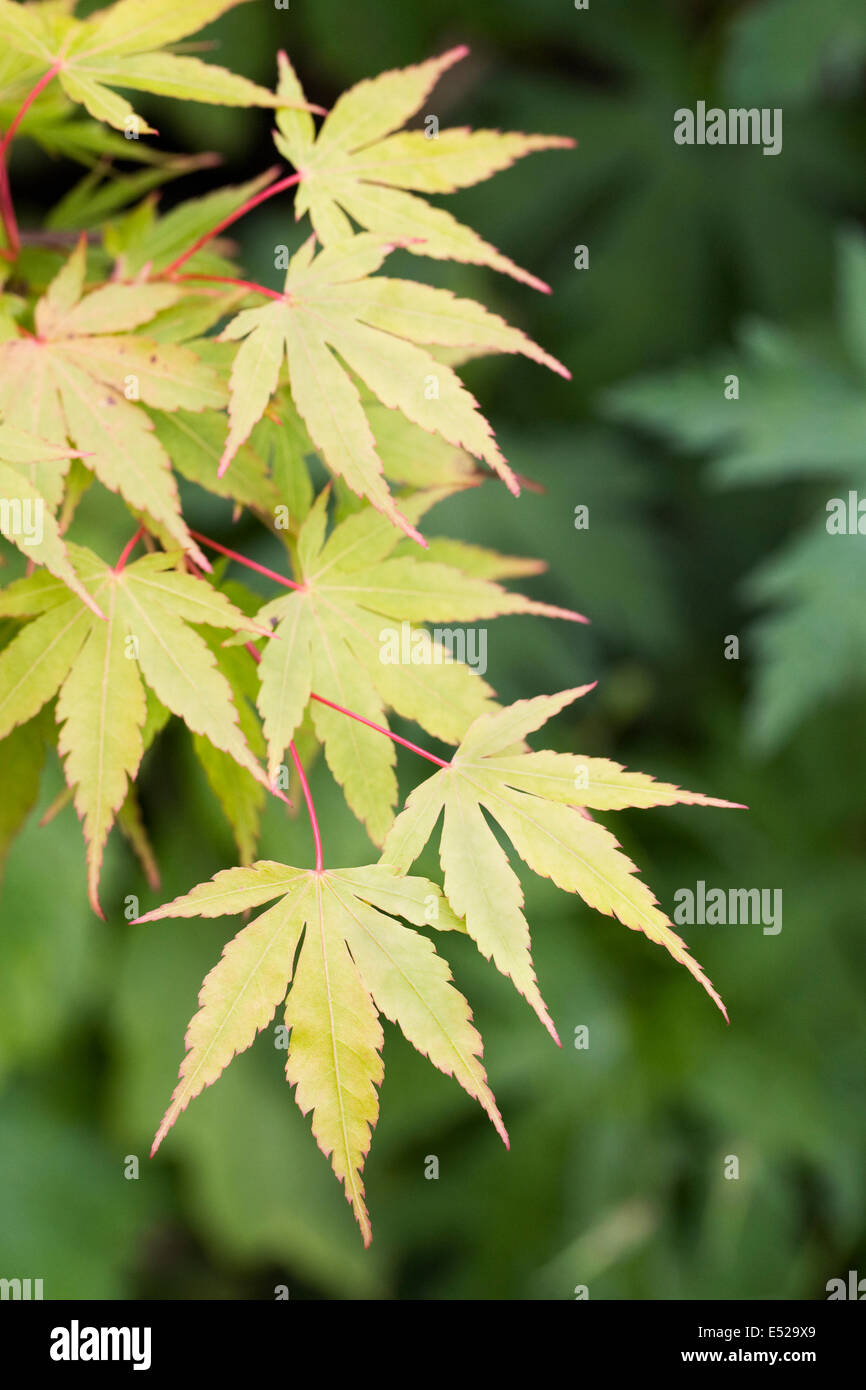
[0,544,271,913]
[217,232,569,534]
[274,46,573,291]
[0,421,103,613]
[135,861,506,1244]
[0,0,306,137]
[382,688,744,1027]
[252,490,584,845]
[0,237,223,566]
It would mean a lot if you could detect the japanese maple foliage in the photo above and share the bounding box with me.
[0,0,742,1244]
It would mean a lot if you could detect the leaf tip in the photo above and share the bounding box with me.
[86,595,107,621]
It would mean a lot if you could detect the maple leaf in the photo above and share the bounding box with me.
[0,421,103,614]
[217,232,569,535]
[134,861,507,1244]
[252,490,585,844]
[382,688,744,1030]
[0,0,309,138]
[0,543,272,914]
[274,47,573,292]
[0,237,224,566]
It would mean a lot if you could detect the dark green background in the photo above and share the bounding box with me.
[1,0,865,1300]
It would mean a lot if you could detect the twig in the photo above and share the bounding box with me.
[289,741,323,871]
[189,529,302,589]
[244,642,451,771]
[161,171,302,278]
[114,525,145,573]
[0,61,64,159]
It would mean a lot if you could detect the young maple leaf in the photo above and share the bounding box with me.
[134,862,507,1244]
[217,232,569,533]
[0,544,271,914]
[0,238,223,567]
[0,0,312,137]
[0,422,103,615]
[252,490,585,845]
[382,688,745,1029]
[274,47,574,292]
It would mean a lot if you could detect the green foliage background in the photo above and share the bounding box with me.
[2,0,865,1299]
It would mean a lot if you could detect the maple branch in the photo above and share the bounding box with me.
[310,693,452,768]
[189,529,301,588]
[114,525,146,573]
[0,150,19,258]
[172,272,285,301]
[160,171,302,278]
[0,61,64,160]
[289,741,323,872]
[244,640,452,770]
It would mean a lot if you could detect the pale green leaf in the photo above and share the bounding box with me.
[0,426,103,613]
[256,494,590,840]
[120,573,269,788]
[0,242,221,565]
[56,576,147,913]
[80,52,280,108]
[0,0,55,61]
[150,880,312,1155]
[285,879,383,1245]
[257,591,314,784]
[383,689,741,1021]
[0,598,90,740]
[275,46,573,290]
[137,859,506,1243]
[4,0,294,136]
[441,778,558,1039]
[67,0,250,58]
[0,544,271,908]
[218,233,567,530]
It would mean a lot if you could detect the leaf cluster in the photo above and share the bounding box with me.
[0,0,740,1242]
